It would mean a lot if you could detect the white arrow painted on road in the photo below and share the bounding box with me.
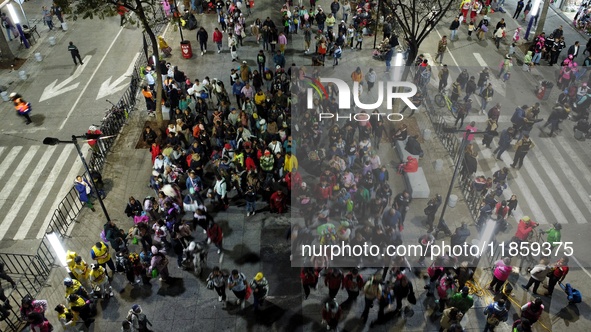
[39,56,92,102]
[96,53,141,100]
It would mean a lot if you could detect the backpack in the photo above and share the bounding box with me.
[257,55,265,63]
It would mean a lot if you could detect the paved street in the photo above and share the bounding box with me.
[0,0,590,331]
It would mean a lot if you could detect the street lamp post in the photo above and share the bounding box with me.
[434,128,487,238]
[524,0,542,40]
[43,135,111,223]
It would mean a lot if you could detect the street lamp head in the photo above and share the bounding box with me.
[43,137,60,146]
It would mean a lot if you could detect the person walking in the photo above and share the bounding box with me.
[514,0,525,19]
[498,54,513,81]
[206,219,224,255]
[521,259,549,295]
[324,268,343,299]
[463,76,477,102]
[394,190,412,231]
[438,64,449,92]
[12,94,32,125]
[360,275,382,323]
[126,304,153,332]
[213,27,223,53]
[424,194,442,232]
[435,36,448,64]
[149,246,170,283]
[68,42,84,65]
[342,268,363,306]
[228,269,248,308]
[229,33,239,62]
[196,27,208,55]
[494,27,505,49]
[42,6,54,30]
[250,272,269,311]
[321,299,342,331]
[493,127,514,160]
[300,267,319,300]
[450,17,460,41]
[510,134,534,169]
[480,83,494,114]
[207,266,227,302]
[391,274,415,314]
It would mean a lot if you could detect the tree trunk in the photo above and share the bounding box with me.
[135,0,164,126]
[0,34,16,63]
[535,0,552,38]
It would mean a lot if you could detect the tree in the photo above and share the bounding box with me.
[382,0,456,67]
[62,0,168,125]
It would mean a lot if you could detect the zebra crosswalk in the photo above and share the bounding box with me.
[0,144,87,241]
[470,120,591,225]
[417,52,591,225]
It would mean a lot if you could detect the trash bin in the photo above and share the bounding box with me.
[48,36,56,46]
[19,70,27,80]
[1,91,9,102]
[180,40,192,59]
[34,53,42,62]
[448,194,458,208]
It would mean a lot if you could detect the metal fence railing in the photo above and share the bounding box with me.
[0,19,166,332]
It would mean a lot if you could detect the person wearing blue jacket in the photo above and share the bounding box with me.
[74,175,95,212]
[483,299,509,332]
[493,127,515,160]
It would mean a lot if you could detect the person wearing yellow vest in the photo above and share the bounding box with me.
[63,277,90,300]
[71,255,90,289]
[90,242,116,275]
[54,303,79,332]
[67,294,95,328]
[89,264,114,299]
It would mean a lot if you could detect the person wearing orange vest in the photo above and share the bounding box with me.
[90,242,116,275]
[11,93,32,125]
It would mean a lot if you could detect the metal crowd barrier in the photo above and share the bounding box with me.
[0,18,166,332]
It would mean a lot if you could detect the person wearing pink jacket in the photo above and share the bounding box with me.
[488,257,513,293]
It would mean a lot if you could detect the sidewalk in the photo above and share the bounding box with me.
[8,1,587,331]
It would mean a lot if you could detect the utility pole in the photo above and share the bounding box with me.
[534,0,551,38]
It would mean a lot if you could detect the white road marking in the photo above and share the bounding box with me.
[59,26,128,130]
[499,149,548,224]
[39,56,93,102]
[0,147,23,183]
[531,139,590,223]
[0,146,39,213]
[36,145,89,239]
[473,53,507,97]
[96,53,141,100]
[14,145,75,240]
[0,146,56,239]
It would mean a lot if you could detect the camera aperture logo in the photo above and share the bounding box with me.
[305,76,418,122]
